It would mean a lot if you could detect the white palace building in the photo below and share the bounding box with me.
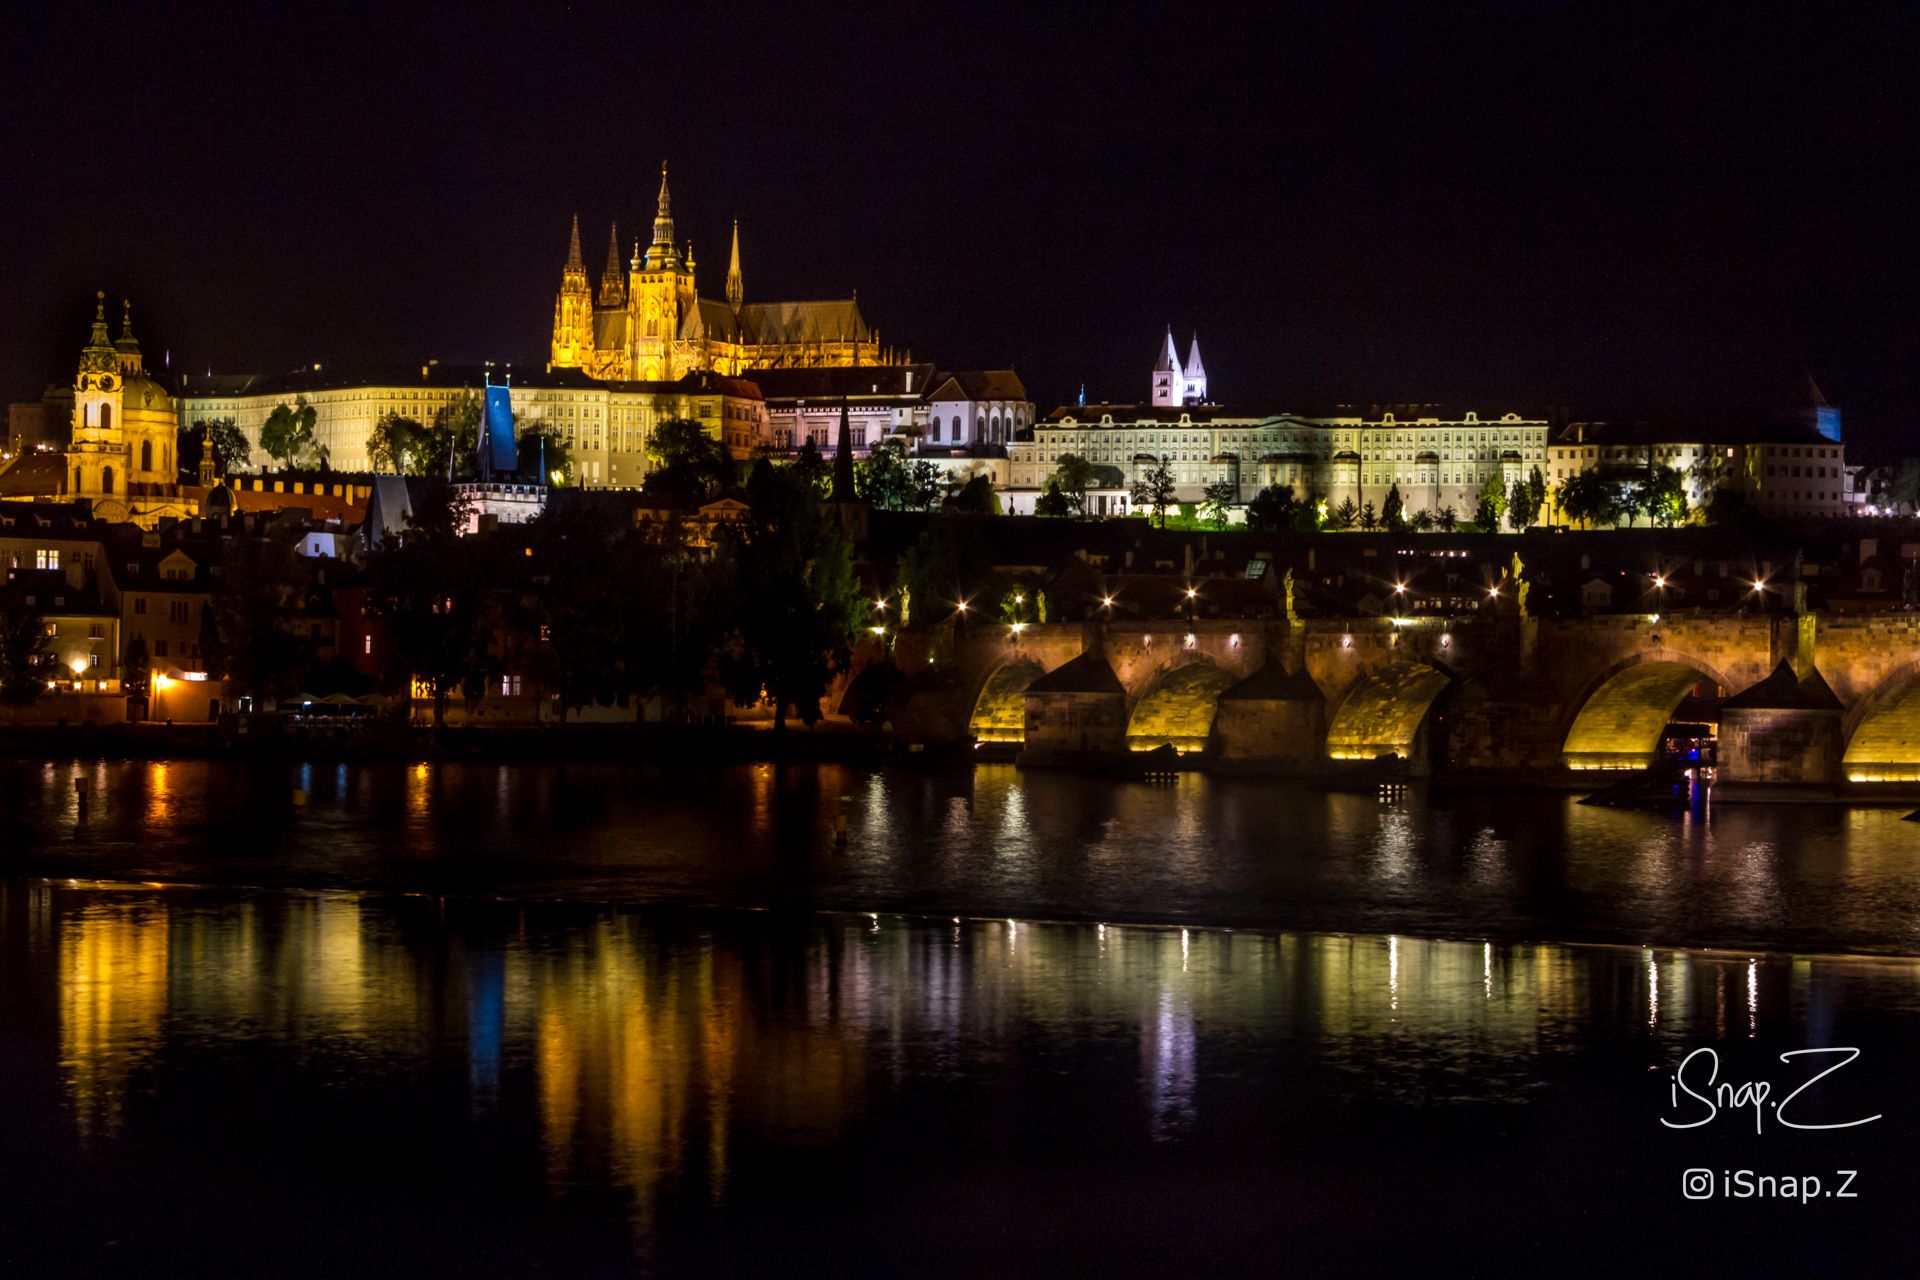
[1004,330,1552,517]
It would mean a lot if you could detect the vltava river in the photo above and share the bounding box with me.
[3,759,1919,953]
[2,760,1917,1273]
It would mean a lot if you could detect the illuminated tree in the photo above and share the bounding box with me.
[1328,497,1359,530]
[1033,480,1073,517]
[1051,453,1097,515]
[1200,478,1238,528]
[1381,483,1406,531]
[367,413,430,474]
[259,399,319,469]
[1131,456,1177,528]
[1244,483,1301,532]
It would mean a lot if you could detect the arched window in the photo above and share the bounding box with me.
[990,414,1001,441]
[100,404,112,432]
[140,440,153,472]
[950,415,961,437]
[101,466,115,494]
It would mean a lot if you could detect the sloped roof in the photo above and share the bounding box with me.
[1025,652,1125,695]
[0,452,70,498]
[930,370,1028,402]
[738,298,869,345]
[748,364,935,401]
[1721,660,1844,712]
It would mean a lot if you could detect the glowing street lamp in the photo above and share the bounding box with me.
[1011,621,1026,635]
[1101,595,1114,609]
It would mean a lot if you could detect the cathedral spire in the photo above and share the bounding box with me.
[726,219,743,313]
[600,221,624,305]
[566,214,584,270]
[647,162,679,269]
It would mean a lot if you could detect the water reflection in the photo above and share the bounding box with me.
[15,878,1916,1252]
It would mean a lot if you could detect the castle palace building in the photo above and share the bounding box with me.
[550,166,889,382]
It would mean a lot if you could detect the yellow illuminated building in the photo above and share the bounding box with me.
[551,166,892,383]
[1,293,197,528]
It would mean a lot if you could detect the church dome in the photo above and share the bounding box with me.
[120,374,173,414]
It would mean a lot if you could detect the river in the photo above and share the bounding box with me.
[1,759,1915,1274]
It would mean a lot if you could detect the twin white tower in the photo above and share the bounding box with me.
[1151,328,1208,406]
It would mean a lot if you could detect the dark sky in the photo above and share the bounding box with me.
[3,1,1915,455]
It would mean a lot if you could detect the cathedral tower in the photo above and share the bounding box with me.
[598,222,625,307]
[550,214,595,368]
[726,219,743,313]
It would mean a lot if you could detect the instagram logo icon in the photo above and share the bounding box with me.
[1682,1169,1714,1200]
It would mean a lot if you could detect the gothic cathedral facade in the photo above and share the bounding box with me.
[550,167,889,383]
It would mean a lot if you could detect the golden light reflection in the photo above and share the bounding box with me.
[60,900,170,1139]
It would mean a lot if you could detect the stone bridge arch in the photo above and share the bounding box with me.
[1558,651,1731,771]
[1323,660,1456,763]
[1125,656,1239,752]
[1840,660,1920,783]
[968,658,1049,743]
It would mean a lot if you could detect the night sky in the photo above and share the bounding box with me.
[3,2,1915,455]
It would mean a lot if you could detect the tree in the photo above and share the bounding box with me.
[1642,464,1689,527]
[1556,468,1612,529]
[1200,478,1238,529]
[715,463,863,732]
[1477,473,1507,525]
[0,596,48,711]
[944,473,1001,515]
[1359,500,1378,531]
[422,393,482,480]
[647,417,729,498]
[1891,459,1920,514]
[121,634,151,710]
[897,517,1006,627]
[1437,505,1458,533]
[180,416,251,478]
[1052,453,1097,515]
[524,499,630,720]
[1328,497,1359,530]
[1526,465,1548,513]
[1245,483,1301,532]
[517,423,574,486]
[1131,456,1177,528]
[1507,479,1536,530]
[1380,484,1405,531]
[212,523,312,706]
[1410,509,1434,532]
[259,400,319,469]
[1033,480,1074,518]
[1706,485,1762,530]
[365,482,490,727]
[367,413,431,475]
[856,439,915,510]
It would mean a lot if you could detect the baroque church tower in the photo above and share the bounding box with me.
[67,292,180,520]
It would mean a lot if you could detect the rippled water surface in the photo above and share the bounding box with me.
[4,758,1919,953]
[3,760,1918,1274]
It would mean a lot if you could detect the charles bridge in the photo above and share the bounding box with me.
[860,605,1920,788]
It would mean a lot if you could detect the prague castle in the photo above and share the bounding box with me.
[550,166,889,382]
